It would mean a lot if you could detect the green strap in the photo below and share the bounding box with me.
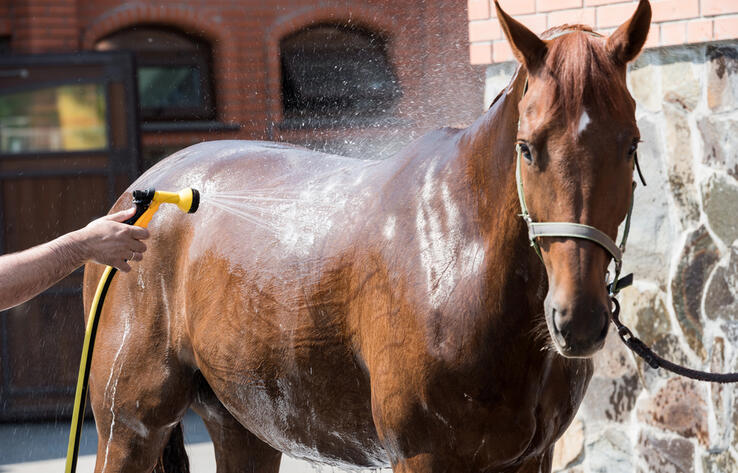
[515,144,543,260]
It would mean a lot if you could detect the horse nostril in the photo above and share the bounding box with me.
[551,307,569,347]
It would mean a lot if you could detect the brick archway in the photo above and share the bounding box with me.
[264,4,399,127]
[83,4,239,122]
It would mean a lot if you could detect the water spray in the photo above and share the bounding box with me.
[65,188,199,473]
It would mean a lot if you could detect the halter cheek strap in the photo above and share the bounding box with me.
[515,143,636,294]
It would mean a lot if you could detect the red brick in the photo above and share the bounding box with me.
[714,15,738,40]
[470,42,493,64]
[468,0,491,20]
[701,0,738,16]
[686,18,713,42]
[537,0,582,12]
[548,7,596,27]
[651,0,699,23]
[469,19,502,41]
[660,21,686,45]
[492,39,515,62]
[584,0,631,5]
[597,2,640,28]
[492,0,536,17]
[644,24,660,47]
[515,13,548,34]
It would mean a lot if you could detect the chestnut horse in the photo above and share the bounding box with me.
[83,1,651,472]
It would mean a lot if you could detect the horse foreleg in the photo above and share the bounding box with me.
[391,454,467,473]
[191,373,282,473]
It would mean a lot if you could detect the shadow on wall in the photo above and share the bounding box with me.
[485,40,738,473]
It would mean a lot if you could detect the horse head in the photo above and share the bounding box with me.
[495,0,651,358]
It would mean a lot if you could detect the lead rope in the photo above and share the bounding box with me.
[606,157,738,382]
[609,297,738,383]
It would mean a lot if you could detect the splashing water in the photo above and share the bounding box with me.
[199,182,353,255]
[201,193,298,235]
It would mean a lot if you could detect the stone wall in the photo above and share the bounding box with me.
[485,40,738,473]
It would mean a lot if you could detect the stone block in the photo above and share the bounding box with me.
[636,431,695,473]
[624,116,676,284]
[552,419,584,472]
[703,450,738,473]
[484,62,516,109]
[706,45,738,113]
[704,246,738,322]
[730,385,738,451]
[697,115,738,179]
[708,337,730,449]
[663,100,700,226]
[635,333,693,390]
[580,326,640,422]
[701,173,738,246]
[585,428,632,473]
[617,285,683,389]
[628,59,662,113]
[619,285,671,346]
[671,226,721,360]
[636,377,708,445]
[660,50,702,112]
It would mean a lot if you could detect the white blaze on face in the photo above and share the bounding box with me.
[577,109,591,136]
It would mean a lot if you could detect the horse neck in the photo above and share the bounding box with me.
[457,67,547,323]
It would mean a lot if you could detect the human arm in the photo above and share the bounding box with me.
[0,207,149,311]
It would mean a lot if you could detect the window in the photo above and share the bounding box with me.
[0,83,107,153]
[96,27,215,122]
[280,25,400,123]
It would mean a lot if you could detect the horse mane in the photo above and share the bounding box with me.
[539,25,628,130]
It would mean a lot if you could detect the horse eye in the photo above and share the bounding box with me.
[518,143,533,163]
[628,140,639,157]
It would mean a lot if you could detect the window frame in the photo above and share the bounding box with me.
[96,27,216,123]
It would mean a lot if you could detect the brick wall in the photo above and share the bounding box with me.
[4,0,483,163]
[468,0,738,64]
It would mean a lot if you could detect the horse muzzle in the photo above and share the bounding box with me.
[545,292,609,358]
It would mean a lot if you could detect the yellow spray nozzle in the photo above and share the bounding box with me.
[126,187,200,228]
[152,188,200,214]
[131,187,200,214]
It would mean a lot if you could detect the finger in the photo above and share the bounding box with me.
[129,226,150,240]
[105,207,136,222]
[131,240,147,253]
[131,252,143,262]
[114,259,132,272]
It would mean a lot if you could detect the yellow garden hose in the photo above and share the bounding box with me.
[65,188,199,473]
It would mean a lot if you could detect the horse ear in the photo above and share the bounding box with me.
[494,1,546,71]
[606,0,652,65]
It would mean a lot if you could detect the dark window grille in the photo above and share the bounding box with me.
[0,36,10,55]
[96,27,215,122]
[280,25,401,122]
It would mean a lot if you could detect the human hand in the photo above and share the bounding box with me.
[77,207,150,272]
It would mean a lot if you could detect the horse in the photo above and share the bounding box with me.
[83,1,651,471]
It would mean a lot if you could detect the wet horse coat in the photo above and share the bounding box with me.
[84,2,652,472]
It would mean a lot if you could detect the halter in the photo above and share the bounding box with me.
[514,127,638,295]
[513,28,738,384]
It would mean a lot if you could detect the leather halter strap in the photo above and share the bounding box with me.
[527,222,622,261]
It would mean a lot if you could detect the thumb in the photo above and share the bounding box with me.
[104,206,136,223]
